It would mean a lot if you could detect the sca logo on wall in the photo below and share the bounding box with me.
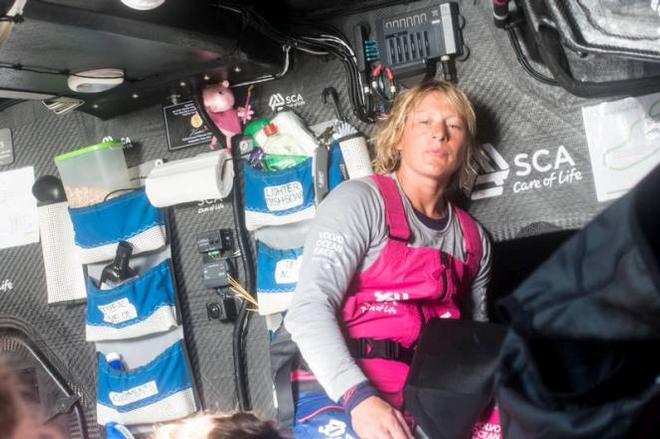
[471,143,510,200]
[268,92,306,111]
[512,145,583,194]
[196,199,225,214]
[471,144,583,199]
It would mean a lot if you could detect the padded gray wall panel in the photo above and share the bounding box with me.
[245,0,606,241]
[0,0,617,435]
[0,101,275,436]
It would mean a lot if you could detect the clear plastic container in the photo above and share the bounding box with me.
[270,111,319,156]
[253,112,318,156]
[54,140,131,208]
[261,123,307,156]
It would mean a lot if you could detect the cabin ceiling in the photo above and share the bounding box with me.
[1,0,402,118]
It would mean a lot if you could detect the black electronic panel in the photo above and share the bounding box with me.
[375,2,462,70]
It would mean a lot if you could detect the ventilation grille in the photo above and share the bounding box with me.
[42,97,84,115]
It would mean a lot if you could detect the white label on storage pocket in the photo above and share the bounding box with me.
[109,380,159,407]
[274,256,303,284]
[264,182,304,211]
[98,298,138,324]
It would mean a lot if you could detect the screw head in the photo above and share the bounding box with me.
[207,303,221,320]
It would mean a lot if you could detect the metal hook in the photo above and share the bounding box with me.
[321,87,346,121]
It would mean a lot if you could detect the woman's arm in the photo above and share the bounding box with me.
[284,179,383,402]
[470,225,492,322]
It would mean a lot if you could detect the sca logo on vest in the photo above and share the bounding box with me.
[268,92,305,111]
[512,145,583,194]
[374,291,410,302]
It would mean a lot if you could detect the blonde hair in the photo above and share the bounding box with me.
[373,80,478,193]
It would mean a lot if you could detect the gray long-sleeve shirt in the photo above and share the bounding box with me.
[284,176,492,402]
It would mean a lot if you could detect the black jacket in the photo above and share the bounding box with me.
[496,165,660,438]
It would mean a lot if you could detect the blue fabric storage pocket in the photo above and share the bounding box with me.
[328,141,347,191]
[96,340,196,426]
[69,188,167,264]
[243,159,316,231]
[256,241,303,315]
[86,260,178,342]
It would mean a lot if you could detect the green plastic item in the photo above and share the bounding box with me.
[243,118,270,137]
[262,154,308,172]
[54,140,123,162]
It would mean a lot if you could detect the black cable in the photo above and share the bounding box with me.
[284,21,353,46]
[192,82,254,411]
[456,43,470,62]
[103,187,135,202]
[455,14,470,62]
[505,20,558,86]
[284,0,416,21]
[212,2,376,122]
[287,35,364,106]
[292,38,371,119]
[0,98,23,112]
[227,133,254,412]
[458,14,466,30]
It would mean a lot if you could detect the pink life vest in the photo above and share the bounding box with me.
[340,174,483,408]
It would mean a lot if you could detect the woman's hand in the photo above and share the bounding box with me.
[350,395,413,439]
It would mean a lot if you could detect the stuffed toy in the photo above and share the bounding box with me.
[202,80,252,149]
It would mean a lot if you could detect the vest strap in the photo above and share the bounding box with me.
[453,207,483,282]
[371,174,410,241]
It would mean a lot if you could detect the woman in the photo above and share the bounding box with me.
[285,80,491,439]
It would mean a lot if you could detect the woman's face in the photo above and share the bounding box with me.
[395,91,467,185]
